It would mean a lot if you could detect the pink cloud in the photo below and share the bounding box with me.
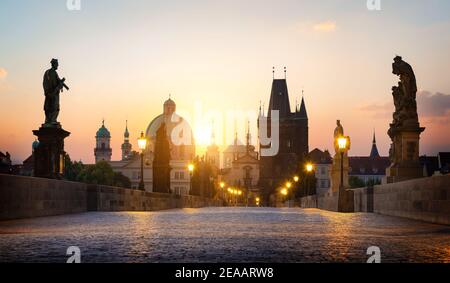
[0,68,7,79]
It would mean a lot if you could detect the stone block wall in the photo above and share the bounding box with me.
[0,174,87,220]
[370,175,449,225]
[0,174,222,221]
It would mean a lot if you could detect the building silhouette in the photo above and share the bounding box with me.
[258,75,309,203]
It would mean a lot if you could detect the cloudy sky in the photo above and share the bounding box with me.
[1,0,450,164]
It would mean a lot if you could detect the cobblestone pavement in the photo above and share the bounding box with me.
[0,207,449,263]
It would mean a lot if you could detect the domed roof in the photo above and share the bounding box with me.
[145,113,194,146]
[164,98,175,106]
[96,120,111,138]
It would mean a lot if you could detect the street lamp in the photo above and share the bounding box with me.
[286,181,292,189]
[337,136,348,212]
[305,163,314,196]
[293,176,299,183]
[137,131,147,190]
[188,163,194,194]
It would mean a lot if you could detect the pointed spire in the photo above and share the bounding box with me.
[259,100,262,117]
[211,119,216,145]
[124,120,130,139]
[272,66,275,79]
[102,118,105,127]
[284,66,287,79]
[298,95,308,119]
[246,120,251,154]
[369,129,380,158]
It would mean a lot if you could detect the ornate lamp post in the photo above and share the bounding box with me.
[188,163,194,194]
[305,163,314,196]
[337,136,348,211]
[137,131,147,190]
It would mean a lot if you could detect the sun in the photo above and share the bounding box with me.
[194,125,212,146]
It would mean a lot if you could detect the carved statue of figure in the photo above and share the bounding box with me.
[42,59,69,126]
[333,120,344,154]
[390,56,419,131]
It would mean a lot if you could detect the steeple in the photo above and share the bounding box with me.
[124,120,129,141]
[298,95,308,119]
[246,121,251,154]
[369,130,380,158]
[121,120,132,160]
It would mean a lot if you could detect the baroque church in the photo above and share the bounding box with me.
[94,98,195,194]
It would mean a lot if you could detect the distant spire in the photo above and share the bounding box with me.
[259,100,262,116]
[211,119,216,145]
[284,66,287,79]
[102,118,105,127]
[124,120,130,139]
[369,129,380,158]
[272,66,275,79]
[246,120,251,153]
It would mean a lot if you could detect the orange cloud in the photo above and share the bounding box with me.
[313,21,337,32]
[0,68,7,79]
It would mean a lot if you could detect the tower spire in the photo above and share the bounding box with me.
[211,119,216,145]
[284,66,286,79]
[272,66,275,79]
[369,129,380,158]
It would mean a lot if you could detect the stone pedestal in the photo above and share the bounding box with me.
[330,152,349,193]
[32,125,70,179]
[385,125,425,184]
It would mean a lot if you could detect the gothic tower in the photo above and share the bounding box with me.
[153,123,171,193]
[94,120,112,163]
[121,120,132,160]
[258,72,309,204]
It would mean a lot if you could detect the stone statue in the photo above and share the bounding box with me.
[42,59,69,127]
[389,56,419,132]
[385,56,425,183]
[333,120,344,154]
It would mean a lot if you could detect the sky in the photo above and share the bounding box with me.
[1,0,450,164]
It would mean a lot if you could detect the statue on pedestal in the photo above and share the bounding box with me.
[330,120,350,193]
[42,58,69,127]
[385,56,425,183]
[33,59,71,179]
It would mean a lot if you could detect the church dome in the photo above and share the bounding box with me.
[145,99,195,160]
[96,120,111,138]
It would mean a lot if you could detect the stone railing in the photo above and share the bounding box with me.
[353,174,450,225]
[0,174,223,221]
[300,174,450,225]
